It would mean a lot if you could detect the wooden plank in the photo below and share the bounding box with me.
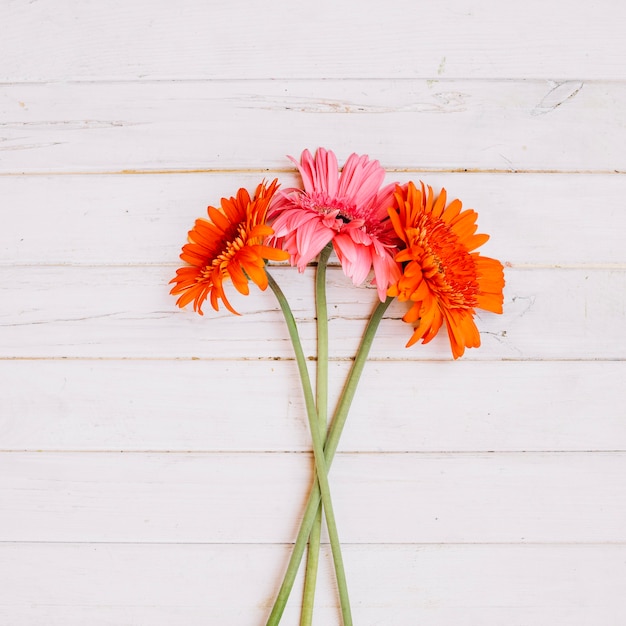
[2,1,625,80]
[1,451,625,543]
[1,172,625,266]
[1,80,625,173]
[2,543,625,625]
[1,360,625,453]
[0,266,624,360]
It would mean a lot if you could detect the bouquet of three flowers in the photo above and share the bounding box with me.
[171,148,504,624]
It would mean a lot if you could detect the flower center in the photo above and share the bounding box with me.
[195,222,248,282]
[300,192,361,226]
[415,216,479,308]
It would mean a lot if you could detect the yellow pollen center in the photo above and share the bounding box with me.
[415,216,479,309]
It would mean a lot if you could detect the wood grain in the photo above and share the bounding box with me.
[2,1,625,80]
[1,265,624,359]
[1,172,625,266]
[1,80,623,173]
[2,451,625,543]
[2,543,625,625]
[2,360,624,452]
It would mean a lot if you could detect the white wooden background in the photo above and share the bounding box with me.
[2,1,626,624]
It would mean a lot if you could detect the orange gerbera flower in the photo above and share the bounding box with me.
[388,182,504,359]
[170,179,289,315]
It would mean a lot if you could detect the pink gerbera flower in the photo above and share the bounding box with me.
[268,148,401,301]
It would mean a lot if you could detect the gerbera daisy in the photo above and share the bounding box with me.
[387,181,504,359]
[268,148,401,301]
[170,179,289,315]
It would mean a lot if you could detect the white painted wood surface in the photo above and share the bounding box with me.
[2,1,625,624]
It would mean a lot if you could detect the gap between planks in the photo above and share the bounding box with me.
[0,538,626,548]
[1,77,624,85]
[2,263,625,269]
[1,168,625,176]
[1,450,625,454]
[0,356,625,362]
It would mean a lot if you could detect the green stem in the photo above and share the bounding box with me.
[266,295,394,626]
[266,270,352,626]
[300,244,332,626]
[300,506,322,626]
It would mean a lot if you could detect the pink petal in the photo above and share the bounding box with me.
[371,183,397,220]
[295,219,334,269]
[314,148,339,197]
[291,150,316,194]
[338,153,386,208]
[371,250,401,301]
[334,233,372,285]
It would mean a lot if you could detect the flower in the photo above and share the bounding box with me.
[387,181,505,359]
[170,179,289,315]
[268,147,401,301]
[168,152,509,622]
